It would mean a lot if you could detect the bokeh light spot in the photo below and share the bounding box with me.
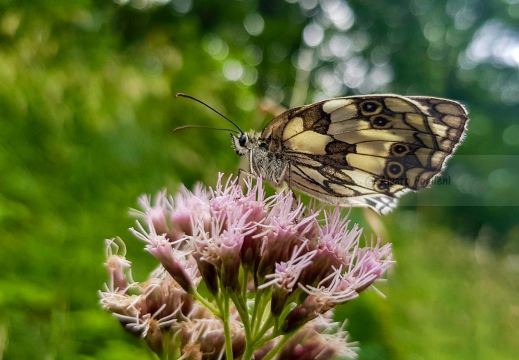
[329,34,352,58]
[321,0,355,31]
[243,45,263,66]
[203,34,229,60]
[503,124,519,145]
[268,43,289,63]
[244,13,265,36]
[171,0,192,14]
[489,168,513,189]
[303,22,324,47]
[223,59,244,81]
[423,21,445,42]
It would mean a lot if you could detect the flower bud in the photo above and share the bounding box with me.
[282,296,320,333]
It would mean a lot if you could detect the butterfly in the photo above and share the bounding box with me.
[177,94,469,215]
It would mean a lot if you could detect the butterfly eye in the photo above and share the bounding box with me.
[239,134,248,147]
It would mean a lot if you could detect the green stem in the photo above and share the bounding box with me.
[243,287,273,359]
[190,288,220,316]
[235,286,261,359]
[228,291,251,335]
[241,343,255,360]
[252,316,274,345]
[221,295,234,360]
[250,289,262,332]
[260,333,294,360]
[241,268,249,300]
[252,288,271,336]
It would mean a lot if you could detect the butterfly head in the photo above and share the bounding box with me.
[231,133,248,156]
[231,131,263,156]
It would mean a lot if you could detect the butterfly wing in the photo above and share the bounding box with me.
[261,95,469,214]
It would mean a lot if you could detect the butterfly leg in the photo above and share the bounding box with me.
[268,161,290,188]
[237,168,257,186]
[269,162,299,204]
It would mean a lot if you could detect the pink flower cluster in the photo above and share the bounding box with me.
[100,174,393,359]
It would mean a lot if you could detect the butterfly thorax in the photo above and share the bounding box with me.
[231,131,289,186]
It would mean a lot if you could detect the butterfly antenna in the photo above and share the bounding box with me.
[173,125,240,134]
[175,93,244,134]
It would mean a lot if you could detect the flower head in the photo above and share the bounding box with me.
[100,173,393,359]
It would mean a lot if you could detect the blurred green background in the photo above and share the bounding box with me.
[0,0,518,359]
